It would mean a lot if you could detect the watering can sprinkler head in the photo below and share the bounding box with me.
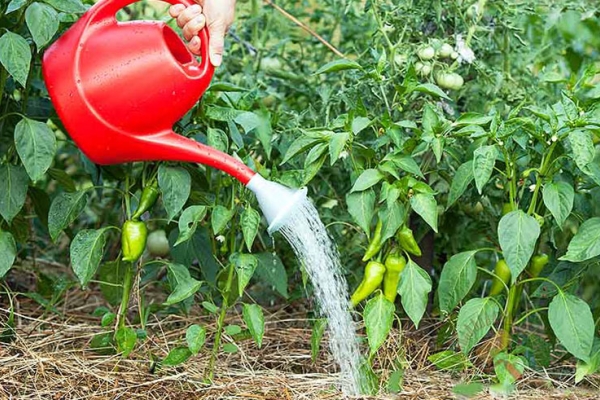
[42,0,305,232]
[246,174,308,234]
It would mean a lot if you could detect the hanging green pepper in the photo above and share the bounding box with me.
[383,252,406,303]
[527,254,549,278]
[362,220,383,261]
[489,259,511,296]
[132,182,160,220]
[351,261,386,306]
[121,220,148,262]
[397,225,422,257]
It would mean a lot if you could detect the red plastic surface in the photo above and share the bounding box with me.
[42,0,255,185]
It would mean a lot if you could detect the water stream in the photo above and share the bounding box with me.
[276,198,363,395]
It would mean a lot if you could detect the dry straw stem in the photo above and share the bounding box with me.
[262,0,345,58]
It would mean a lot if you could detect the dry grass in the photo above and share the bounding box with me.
[1,283,599,399]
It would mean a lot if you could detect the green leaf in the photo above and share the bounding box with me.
[42,0,86,13]
[388,155,424,178]
[0,164,29,224]
[243,304,265,348]
[351,117,371,135]
[207,128,228,153]
[223,343,238,353]
[410,193,438,233]
[254,253,288,299]
[98,260,126,306]
[48,191,88,241]
[115,327,136,358]
[232,253,258,292]
[397,259,432,328]
[498,211,540,283]
[364,293,395,355]
[211,205,235,235]
[314,59,362,75]
[428,350,472,371]
[328,132,349,165]
[455,113,493,126]
[224,325,242,335]
[378,202,405,243]
[414,83,451,100]
[100,312,115,327]
[438,251,478,314]
[162,347,192,367]
[452,382,484,398]
[7,0,28,13]
[569,129,595,172]
[0,231,17,278]
[493,352,526,386]
[70,228,108,286]
[457,297,500,354]
[234,110,272,157]
[447,161,474,208]
[175,206,207,246]
[548,292,594,362]
[25,3,59,48]
[241,206,260,251]
[164,263,202,305]
[158,166,191,221]
[472,145,497,194]
[542,182,574,229]
[559,218,600,262]
[281,136,321,165]
[351,169,384,192]
[311,318,327,362]
[346,189,376,237]
[0,32,31,87]
[575,338,600,383]
[185,324,206,355]
[14,117,56,182]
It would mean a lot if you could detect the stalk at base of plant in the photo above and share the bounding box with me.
[207,261,236,381]
[116,262,135,331]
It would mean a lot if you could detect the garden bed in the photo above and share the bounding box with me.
[1,286,598,400]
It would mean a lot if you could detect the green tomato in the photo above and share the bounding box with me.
[437,43,454,58]
[147,230,170,257]
[436,72,464,90]
[417,46,435,61]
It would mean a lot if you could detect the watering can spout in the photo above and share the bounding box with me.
[246,174,308,234]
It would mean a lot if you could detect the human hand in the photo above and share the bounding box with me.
[169,0,237,67]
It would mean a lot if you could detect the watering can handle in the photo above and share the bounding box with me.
[87,0,211,78]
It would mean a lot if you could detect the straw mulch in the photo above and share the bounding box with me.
[1,278,599,399]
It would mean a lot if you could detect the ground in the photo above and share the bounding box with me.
[1,276,599,399]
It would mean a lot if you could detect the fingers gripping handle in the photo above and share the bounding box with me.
[88,0,211,78]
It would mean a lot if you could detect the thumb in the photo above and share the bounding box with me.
[208,23,227,67]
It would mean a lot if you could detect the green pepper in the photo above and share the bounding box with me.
[527,254,549,278]
[397,225,422,257]
[132,182,160,220]
[383,252,406,303]
[362,220,383,261]
[489,259,511,296]
[121,220,148,262]
[351,261,386,306]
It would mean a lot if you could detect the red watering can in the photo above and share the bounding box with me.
[42,0,255,185]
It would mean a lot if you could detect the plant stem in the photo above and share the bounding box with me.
[207,261,235,381]
[117,262,135,330]
[501,282,519,349]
